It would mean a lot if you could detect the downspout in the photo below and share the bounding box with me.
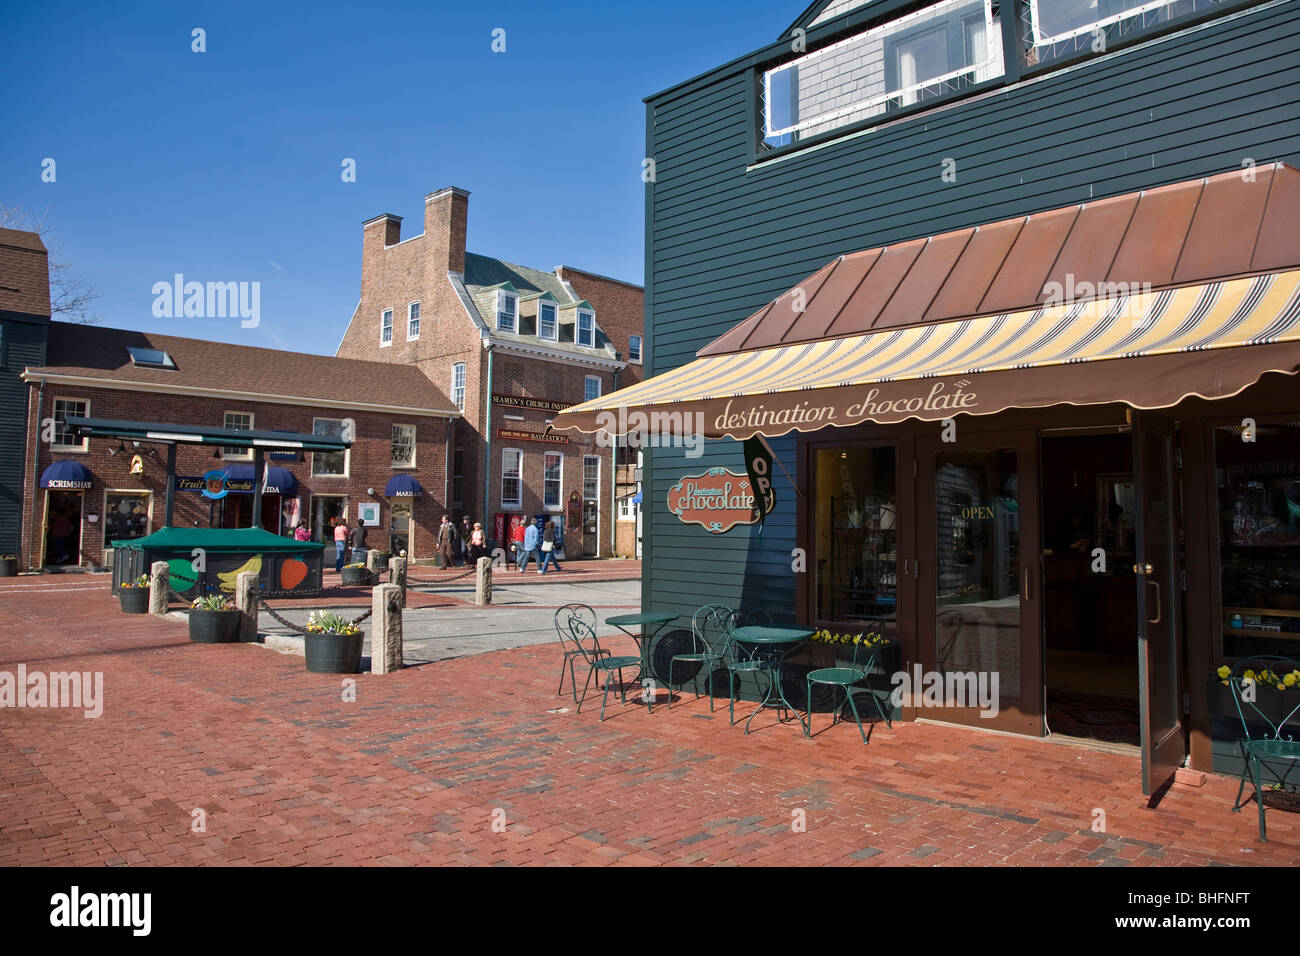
[482,343,494,538]
[29,376,45,567]
[444,422,451,510]
[610,366,619,558]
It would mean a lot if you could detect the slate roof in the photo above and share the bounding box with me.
[26,324,460,415]
[0,227,52,317]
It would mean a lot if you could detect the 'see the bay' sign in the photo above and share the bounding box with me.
[668,468,766,533]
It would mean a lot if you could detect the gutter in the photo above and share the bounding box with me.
[482,338,494,535]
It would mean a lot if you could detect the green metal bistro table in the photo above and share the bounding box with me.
[731,625,814,735]
[605,612,678,712]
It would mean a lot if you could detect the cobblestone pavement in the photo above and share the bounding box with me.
[0,576,1295,866]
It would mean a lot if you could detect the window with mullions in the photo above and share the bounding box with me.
[544,452,563,509]
[1024,0,1230,69]
[760,0,1002,149]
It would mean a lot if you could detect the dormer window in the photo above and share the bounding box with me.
[576,309,595,348]
[497,291,518,333]
[538,301,558,341]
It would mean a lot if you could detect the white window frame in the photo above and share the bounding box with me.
[222,411,254,460]
[628,334,642,363]
[391,423,417,469]
[451,362,466,409]
[497,291,518,333]
[576,309,595,348]
[583,455,600,501]
[543,451,563,511]
[1030,0,1175,46]
[51,397,90,453]
[584,375,602,402]
[538,300,559,341]
[618,495,636,521]
[311,417,351,478]
[501,447,523,508]
[381,309,394,347]
[407,301,421,341]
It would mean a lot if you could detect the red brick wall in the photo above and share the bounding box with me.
[20,384,450,568]
[559,266,645,389]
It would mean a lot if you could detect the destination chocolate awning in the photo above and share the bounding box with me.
[552,164,1300,442]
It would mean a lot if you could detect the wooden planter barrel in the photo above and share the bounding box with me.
[341,567,371,587]
[305,631,363,674]
[188,608,242,643]
[0,557,17,578]
[119,588,150,614]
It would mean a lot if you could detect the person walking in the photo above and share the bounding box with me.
[511,519,527,570]
[539,519,563,574]
[519,517,541,572]
[438,515,455,569]
[469,522,485,566]
[333,518,348,572]
[459,516,472,565]
[350,518,369,569]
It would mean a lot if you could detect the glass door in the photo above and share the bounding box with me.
[917,433,1042,734]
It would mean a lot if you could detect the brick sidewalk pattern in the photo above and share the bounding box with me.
[0,576,1295,866]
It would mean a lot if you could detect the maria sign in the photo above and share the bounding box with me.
[668,468,765,533]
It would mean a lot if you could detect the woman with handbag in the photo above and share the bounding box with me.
[539,519,563,574]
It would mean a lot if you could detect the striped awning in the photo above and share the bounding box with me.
[552,270,1300,441]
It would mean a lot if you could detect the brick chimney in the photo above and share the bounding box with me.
[425,187,470,274]
[363,212,402,249]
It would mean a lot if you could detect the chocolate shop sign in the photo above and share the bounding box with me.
[668,468,765,534]
[712,380,980,432]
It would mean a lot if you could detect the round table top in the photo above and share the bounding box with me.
[606,612,678,627]
[731,625,815,644]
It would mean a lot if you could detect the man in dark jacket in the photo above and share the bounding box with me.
[438,515,455,569]
[350,518,368,568]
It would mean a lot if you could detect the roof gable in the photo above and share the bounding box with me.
[0,227,52,317]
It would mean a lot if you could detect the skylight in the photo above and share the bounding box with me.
[126,346,176,369]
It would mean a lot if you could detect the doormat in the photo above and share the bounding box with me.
[1048,691,1141,745]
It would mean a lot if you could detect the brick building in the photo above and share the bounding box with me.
[336,188,644,558]
[19,325,458,569]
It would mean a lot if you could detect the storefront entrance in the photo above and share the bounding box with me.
[1040,431,1140,747]
[42,490,83,566]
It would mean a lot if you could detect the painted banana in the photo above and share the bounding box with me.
[216,554,263,591]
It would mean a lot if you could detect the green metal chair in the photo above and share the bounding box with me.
[563,618,642,721]
[1227,655,1300,841]
[667,604,732,710]
[805,636,894,744]
[554,604,607,703]
[725,609,781,727]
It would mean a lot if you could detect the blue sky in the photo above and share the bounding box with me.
[1,0,801,352]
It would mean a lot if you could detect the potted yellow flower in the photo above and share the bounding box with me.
[304,611,364,674]
[189,594,241,643]
[118,573,151,614]
[0,554,18,578]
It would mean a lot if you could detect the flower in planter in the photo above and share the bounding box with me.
[120,574,151,589]
[343,562,367,570]
[305,610,361,637]
[191,594,236,612]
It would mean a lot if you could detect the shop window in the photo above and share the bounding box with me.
[539,301,558,341]
[544,452,563,509]
[408,301,421,340]
[52,398,89,451]
[451,362,466,409]
[813,445,898,638]
[583,455,600,501]
[576,310,595,348]
[381,309,393,346]
[103,491,151,548]
[311,418,349,477]
[501,448,522,508]
[1215,421,1300,658]
[391,424,416,468]
[223,411,253,459]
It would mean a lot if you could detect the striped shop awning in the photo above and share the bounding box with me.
[552,270,1300,441]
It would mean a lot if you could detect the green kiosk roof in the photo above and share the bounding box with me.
[113,527,323,553]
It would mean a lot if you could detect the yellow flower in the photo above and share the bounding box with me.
[1217,665,1231,679]
[1244,669,1257,681]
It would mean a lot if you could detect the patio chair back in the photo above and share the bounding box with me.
[563,618,610,668]
[1228,655,1300,740]
[691,604,733,658]
[555,603,596,643]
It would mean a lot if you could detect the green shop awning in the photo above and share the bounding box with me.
[65,416,350,451]
[113,527,322,553]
